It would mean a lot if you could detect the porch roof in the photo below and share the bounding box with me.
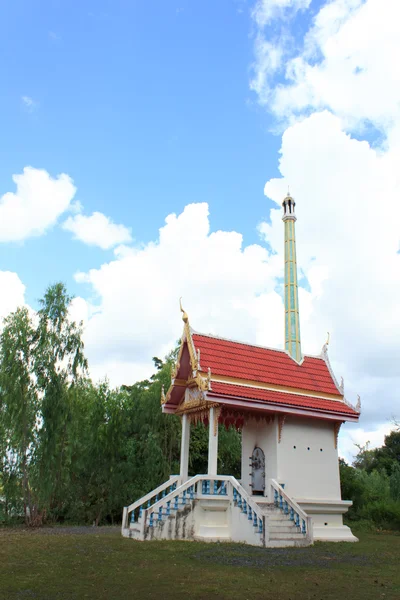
[207,381,358,420]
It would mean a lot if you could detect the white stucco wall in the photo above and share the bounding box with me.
[277,416,342,501]
[241,417,278,499]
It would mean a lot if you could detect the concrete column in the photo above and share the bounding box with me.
[180,414,190,482]
[208,406,219,475]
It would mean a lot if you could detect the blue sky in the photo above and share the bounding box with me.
[0,0,297,306]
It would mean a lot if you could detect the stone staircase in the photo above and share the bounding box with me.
[122,475,313,548]
[256,500,310,547]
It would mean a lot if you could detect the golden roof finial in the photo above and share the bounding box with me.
[180,297,189,324]
[326,331,330,346]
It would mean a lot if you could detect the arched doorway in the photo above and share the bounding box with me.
[251,447,265,495]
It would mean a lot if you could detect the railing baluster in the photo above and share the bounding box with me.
[139,506,143,519]
[243,500,247,514]
[189,485,194,500]
[166,501,171,516]
[233,488,237,504]
[253,512,258,527]
[258,518,263,534]
[238,494,242,509]
[174,495,178,511]
[270,481,312,543]
[130,511,135,524]
[248,506,252,521]
[149,512,154,527]
[158,506,163,522]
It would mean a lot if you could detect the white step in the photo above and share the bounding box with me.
[269,531,306,540]
[265,538,310,548]
[266,515,293,522]
[197,525,230,539]
[268,525,299,534]
[256,503,275,511]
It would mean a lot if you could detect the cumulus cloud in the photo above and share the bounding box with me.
[339,422,398,464]
[63,211,132,250]
[271,0,400,130]
[21,96,37,112]
[250,0,400,456]
[74,202,284,386]
[252,0,311,26]
[252,0,400,135]
[259,110,400,426]
[0,272,26,320]
[0,167,76,243]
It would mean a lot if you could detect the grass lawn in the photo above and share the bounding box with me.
[1,526,399,600]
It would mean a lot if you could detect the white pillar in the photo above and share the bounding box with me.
[208,406,219,475]
[180,414,190,482]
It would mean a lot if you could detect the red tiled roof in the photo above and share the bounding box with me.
[208,381,358,417]
[193,333,340,397]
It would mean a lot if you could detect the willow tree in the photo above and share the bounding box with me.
[33,283,87,519]
[0,307,37,524]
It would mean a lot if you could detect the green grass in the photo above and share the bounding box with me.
[1,527,399,600]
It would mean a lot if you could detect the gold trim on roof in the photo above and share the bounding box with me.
[180,298,199,373]
[201,372,345,402]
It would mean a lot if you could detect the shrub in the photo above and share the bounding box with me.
[358,500,400,530]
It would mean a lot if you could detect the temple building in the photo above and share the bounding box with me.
[122,194,360,547]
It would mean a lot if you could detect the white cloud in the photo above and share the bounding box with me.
[21,96,37,111]
[0,167,76,243]
[74,202,284,386]
[250,35,284,103]
[63,212,132,250]
[259,110,400,428]
[339,422,397,464]
[253,0,400,134]
[0,272,26,321]
[252,0,311,26]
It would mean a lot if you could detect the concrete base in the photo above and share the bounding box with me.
[296,498,358,542]
[313,525,358,542]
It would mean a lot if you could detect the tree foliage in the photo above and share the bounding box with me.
[0,283,241,526]
[340,427,400,530]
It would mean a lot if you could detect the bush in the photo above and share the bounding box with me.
[390,463,400,501]
[358,500,400,530]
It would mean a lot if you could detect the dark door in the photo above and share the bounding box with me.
[251,447,265,494]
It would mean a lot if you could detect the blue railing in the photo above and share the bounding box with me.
[271,480,312,541]
[139,475,265,541]
[127,477,180,526]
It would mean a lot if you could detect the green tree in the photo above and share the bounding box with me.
[0,307,37,524]
[33,283,88,521]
